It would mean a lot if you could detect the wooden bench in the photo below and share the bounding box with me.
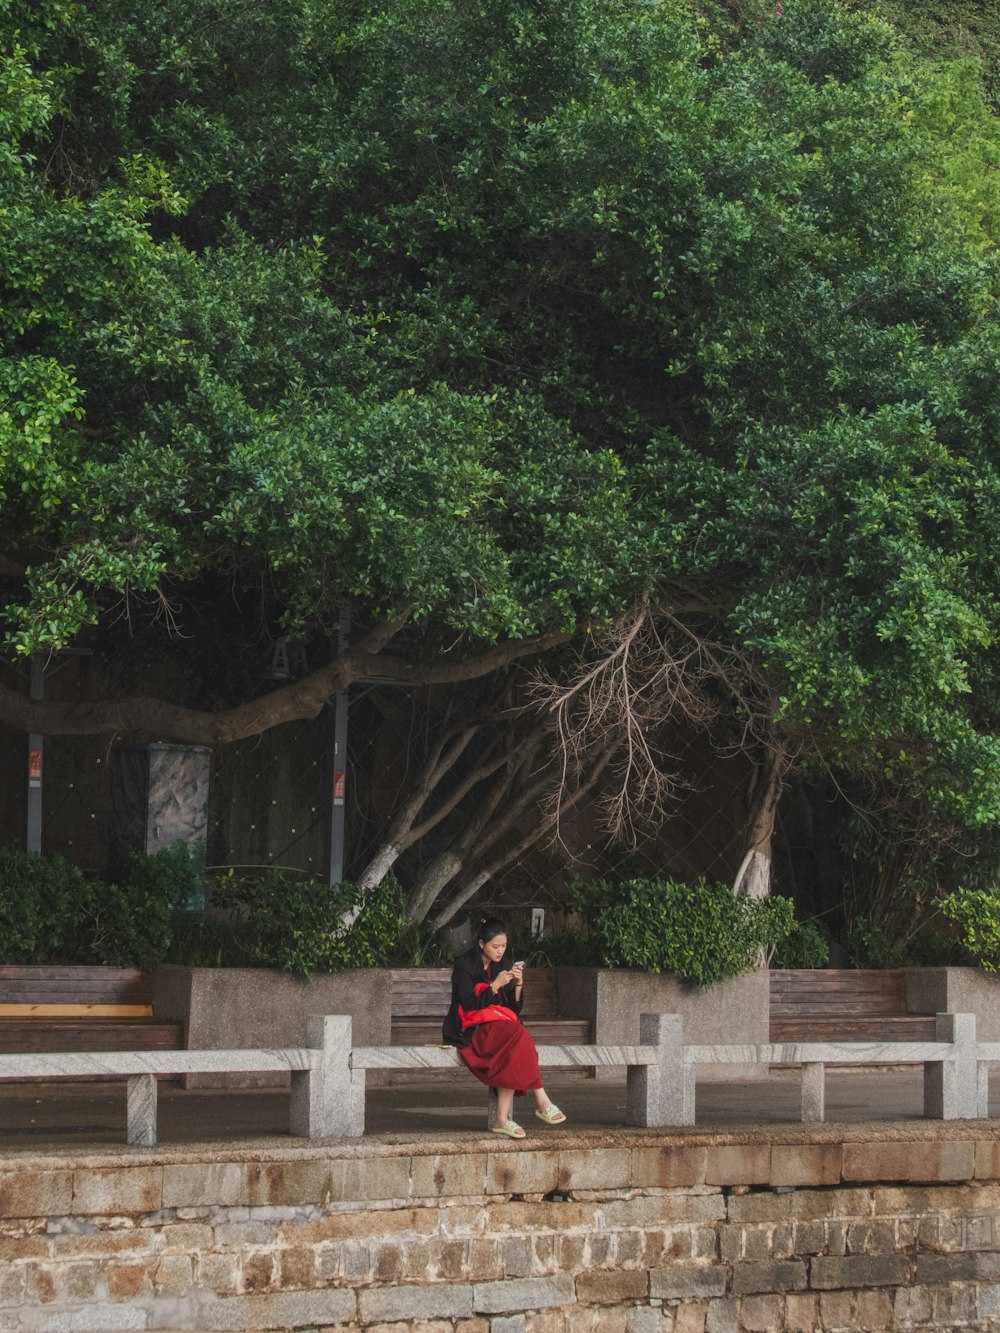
[0,966,182,1060]
[388,967,593,1079]
[769,969,936,1043]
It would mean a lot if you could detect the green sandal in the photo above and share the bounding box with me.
[492,1119,526,1138]
[535,1105,566,1125]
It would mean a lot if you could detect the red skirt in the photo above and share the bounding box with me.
[460,1020,542,1094]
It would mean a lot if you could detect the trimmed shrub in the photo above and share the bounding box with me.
[939,889,1000,970]
[0,849,89,963]
[207,872,418,976]
[573,876,796,988]
[84,843,206,970]
[772,917,831,970]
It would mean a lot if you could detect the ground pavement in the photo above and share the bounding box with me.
[0,1067,994,1155]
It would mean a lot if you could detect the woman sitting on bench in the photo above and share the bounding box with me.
[443,917,567,1138]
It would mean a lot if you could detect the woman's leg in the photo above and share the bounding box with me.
[496,1087,515,1124]
[532,1087,554,1111]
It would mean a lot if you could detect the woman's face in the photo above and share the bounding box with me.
[480,933,508,965]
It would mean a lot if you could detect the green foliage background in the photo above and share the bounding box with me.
[940,889,1000,971]
[4,0,1000,905]
[0,846,445,974]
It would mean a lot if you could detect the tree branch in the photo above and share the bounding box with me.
[430,745,619,927]
[370,628,576,685]
[0,619,576,744]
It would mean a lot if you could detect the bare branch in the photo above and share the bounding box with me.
[528,609,718,844]
[408,739,509,843]
[357,722,485,890]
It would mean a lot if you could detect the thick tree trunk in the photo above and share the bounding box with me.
[732,740,792,901]
[357,843,403,893]
[733,848,772,902]
[407,851,466,921]
[429,745,620,928]
[356,724,484,890]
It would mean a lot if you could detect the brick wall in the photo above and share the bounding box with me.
[5,1130,1000,1331]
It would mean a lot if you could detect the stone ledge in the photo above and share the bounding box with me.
[3,1136,998,1221]
[6,1112,1000,1172]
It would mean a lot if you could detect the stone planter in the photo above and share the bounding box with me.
[904,967,1000,1050]
[152,963,770,1089]
[152,964,389,1088]
[555,966,769,1082]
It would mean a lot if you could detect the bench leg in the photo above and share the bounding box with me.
[290,1014,359,1137]
[979,1061,990,1119]
[127,1074,158,1147]
[924,1013,978,1120]
[801,1063,825,1122]
[626,1013,694,1127]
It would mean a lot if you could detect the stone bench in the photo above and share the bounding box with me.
[0,1011,985,1147]
[686,1012,983,1122]
[355,1011,683,1134]
[0,1013,684,1146]
[0,1021,338,1148]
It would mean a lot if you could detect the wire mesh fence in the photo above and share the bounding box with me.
[208,719,329,880]
[0,655,796,920]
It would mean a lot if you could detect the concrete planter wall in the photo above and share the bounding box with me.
[152,964,389,1088]
[152,963,769,1088]
[904,967,1000,1045]
[556,966,769,1082]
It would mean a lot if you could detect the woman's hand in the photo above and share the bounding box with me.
[511,963,524,987]
[491,969,515,992]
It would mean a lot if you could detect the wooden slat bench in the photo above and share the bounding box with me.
[388,967,593,1079]
[769,969,936,1043]
[0,967,182,1066]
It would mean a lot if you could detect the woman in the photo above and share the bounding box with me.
[443,917,567,1138]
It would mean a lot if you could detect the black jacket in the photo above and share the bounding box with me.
[442,946,523,1048]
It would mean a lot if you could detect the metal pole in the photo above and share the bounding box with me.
[26,655,43,853]
[327,609,350,885]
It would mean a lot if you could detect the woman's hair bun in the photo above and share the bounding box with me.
[478,916,507,944]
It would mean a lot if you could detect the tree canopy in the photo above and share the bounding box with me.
[3,0,1000,831]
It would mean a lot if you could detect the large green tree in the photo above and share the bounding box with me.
[3,0,1000,882]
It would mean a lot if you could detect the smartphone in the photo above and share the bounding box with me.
[514,960,525,968]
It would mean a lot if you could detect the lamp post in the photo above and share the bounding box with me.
[328,609,350,886]
[26,655,43,854]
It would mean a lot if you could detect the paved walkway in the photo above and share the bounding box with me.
[0,1067,994,1155]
